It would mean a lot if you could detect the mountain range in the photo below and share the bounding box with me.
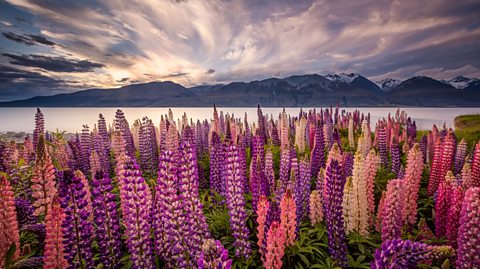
[1,73,479,107]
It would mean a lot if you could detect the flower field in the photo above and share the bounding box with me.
[1,106,479,269]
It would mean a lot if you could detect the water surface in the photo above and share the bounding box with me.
[0,107,479,132]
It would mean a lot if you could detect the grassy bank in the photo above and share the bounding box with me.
[455,114,480,148]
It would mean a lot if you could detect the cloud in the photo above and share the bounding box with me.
[0,0,479,101]
[2,32,59,47]
[116,77,129,83]
[3,53,105,72]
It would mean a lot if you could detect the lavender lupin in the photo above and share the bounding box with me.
[59,170,94,269]
[91,172,123,268]
[119,156,155,269]
[225,144,251,258]
[323,159,348,267]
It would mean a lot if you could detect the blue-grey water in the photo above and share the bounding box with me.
[0,107,479,133]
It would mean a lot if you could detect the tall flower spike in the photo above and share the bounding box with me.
[256,195,270,259]
[323,159,347,267]
[119,156,154,269]
[225,144,251,258]
[43,197,67,269]
[428,138,444,195]
[310,121,325,178]
[58,170,94,269]
[31,135,57,216]
[364,149,379,226]
[91,172,123,268]
[381,179,404,242]
[446,185,463,249]
[178,141,211,261]
[0,175,21,268]
[265,149,275,196]
[456,187,480,268]
[454,138,467,175]
[351,152,369,235]
[33,107,45,152]
[435,172,454,237]
[263,221,286,269]
[402,144,424,225]
[309,190,323,226]
[471,142,480,187]
[280,189,296,247]
[372,239,453,269]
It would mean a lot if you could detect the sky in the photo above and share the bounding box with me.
[0,0,479,101]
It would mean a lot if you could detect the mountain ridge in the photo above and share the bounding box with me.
[1,73,479,107]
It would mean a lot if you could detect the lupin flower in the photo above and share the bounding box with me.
[390,137,401,176]
[263,221,286,269]
[348,116,354,147]
[257,104,267,143]
[377,124,388,167]
[270,120,281,147]
[43,197,67,269]
[461,162,473,189]
[250,156,262,211]
[209,132,224,195]
[277,147,291,200]
[197,239,232,269]
[323,159,348,267]
[0,175,21,268]
[91,172,123,268]
[280,188,297,247]
[224,144,251,258]
[310,121,325,178]
[309,190,323,226]
[446,185,463,248]
[402,144,424,225]
[471,142,480,187]
[256,195,270,258]
[295,159,310,225]
[33,108,45,151]
[428,138,444,195]
[265,149,275,196]
[350,152,369,235]
[80,125,92,175]
[31,135,57,216]
[154,150,187,266]
[454,138,467,175]
[364,149,379,226]
[118,156,155,269]
[435,172,454,237]
[59,170,94,269]
[371,239,453,269]
[456,187,480,268]
[178,141,211,260]
[381,179,404,242]
[14,198,37,226]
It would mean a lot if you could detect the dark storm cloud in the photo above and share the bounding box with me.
[0,65,69,101]
[3,53,105,72]
[2,32,58,47]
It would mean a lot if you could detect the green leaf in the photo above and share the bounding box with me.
[5,243,17,268]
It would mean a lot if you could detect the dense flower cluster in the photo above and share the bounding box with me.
[0,106,474,269]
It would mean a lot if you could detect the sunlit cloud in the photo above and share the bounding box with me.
[0,0,479,100]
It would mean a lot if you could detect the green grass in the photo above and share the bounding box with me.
[454,114,480,148]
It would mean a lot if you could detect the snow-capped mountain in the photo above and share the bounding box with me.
[324,73,359,84]
[376,78,402,92]
[443,76,479,89]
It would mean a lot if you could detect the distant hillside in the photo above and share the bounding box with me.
[1,73,479,107]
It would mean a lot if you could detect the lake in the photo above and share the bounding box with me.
[0,107,479,133]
